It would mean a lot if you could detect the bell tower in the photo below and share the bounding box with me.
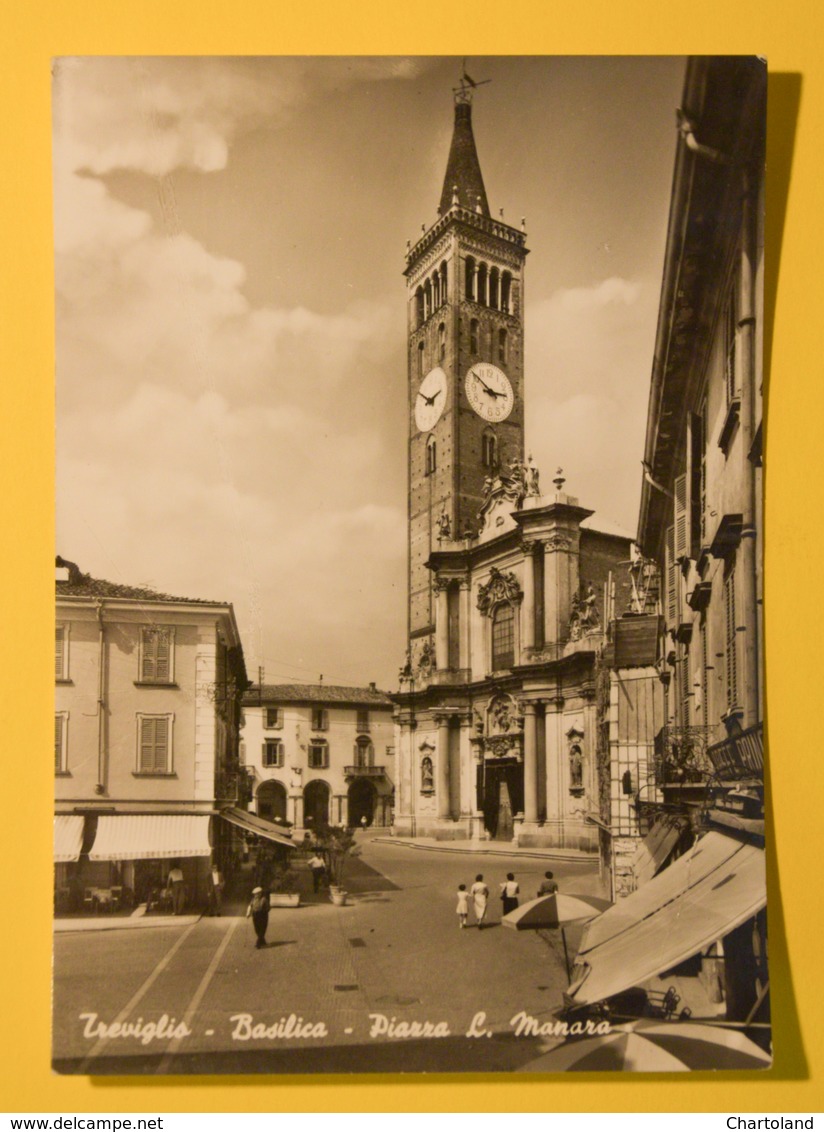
[404,82,528,656]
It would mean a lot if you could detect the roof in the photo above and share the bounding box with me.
[243,683,394,708]
[438,100,490,217]
[56,558,228,605]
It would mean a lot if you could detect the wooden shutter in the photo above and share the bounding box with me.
[665,526,678,625]
[673,473,689,562]
[54,715,63,772]
[140,716,169,773]
[141,628,171,682]
[687,413,704,558]
[55,627,64,680]
[725,568,738,709]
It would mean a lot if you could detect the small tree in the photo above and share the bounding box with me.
[315,823,359,888]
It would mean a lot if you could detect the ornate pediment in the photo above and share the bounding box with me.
[477,567,522,614]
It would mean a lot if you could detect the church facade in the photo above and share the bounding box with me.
[393,86,632,853]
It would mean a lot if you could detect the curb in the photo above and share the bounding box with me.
[373,836,597,862]
[54,913,202,933]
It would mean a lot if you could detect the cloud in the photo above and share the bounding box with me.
[53,56,433,177]
[525,276,657,529]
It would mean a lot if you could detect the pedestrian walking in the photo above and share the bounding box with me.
[456,883,469,929]
[470,874,489,930]
[209,865,224,916]
[246,886,269,949]
[167,863,185,915]
[308,852,326,893]
[500,872,520,915]
[536,870,558,897]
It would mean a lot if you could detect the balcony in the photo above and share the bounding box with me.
[654,726,715,786]
[707,722,764,782]
[344,765,386,779]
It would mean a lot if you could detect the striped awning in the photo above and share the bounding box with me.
[88,814,212,861]
[220,806,295,848]
[54,815,85,862]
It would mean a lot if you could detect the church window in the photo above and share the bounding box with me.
[498,328,507,365]
[501,272,512,314]
[425,434,437,476]
[470,319,479,355]
[477,262,488,306]
[417,340,425,378]
[438,322,446,362]
[432,271,440,309]
[439,261,448,301]
[489,267,500,310]
[424,278,432,321]
[415,287,424,328]
[491,603,515,670]
[482,429,498,468]
[465,257,476,301]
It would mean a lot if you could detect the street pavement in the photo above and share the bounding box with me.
[52,834,600,1075]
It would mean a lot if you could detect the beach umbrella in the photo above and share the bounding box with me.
[503,892,612,977]
[517,1018,772,1073]
[503,892,612,931]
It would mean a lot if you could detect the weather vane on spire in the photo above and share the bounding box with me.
[453,59,491,104]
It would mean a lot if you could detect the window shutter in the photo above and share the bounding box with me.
[55,627,64,680]
[687,414,704,558]
[673,473,689,562]
[680,647,691,726]
[665,526,678,625]
[54,715,63,771]
[725,569,738,709]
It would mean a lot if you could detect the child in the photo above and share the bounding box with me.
[456,883,469,929]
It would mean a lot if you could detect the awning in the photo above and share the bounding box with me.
[631,815,689,887]
[54,815,85,862]
[88,814,212,861]
[568,832,766,1006]
[220,806,295,849]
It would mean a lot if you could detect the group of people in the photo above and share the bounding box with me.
[455,870,559,930]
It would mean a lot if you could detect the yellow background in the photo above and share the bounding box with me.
[1,0,822,1112]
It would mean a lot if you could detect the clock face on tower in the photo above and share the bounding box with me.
[415,366,448,432]
[465,363,515,422]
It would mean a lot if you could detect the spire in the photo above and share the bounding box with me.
[438,96,490,218]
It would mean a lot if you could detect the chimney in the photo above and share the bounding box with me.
[369,682,377,692]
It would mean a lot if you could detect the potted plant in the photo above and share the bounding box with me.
[316,824,359,906]
[268,866,300,908]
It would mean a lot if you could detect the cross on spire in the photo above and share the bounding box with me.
[453,59,491,105]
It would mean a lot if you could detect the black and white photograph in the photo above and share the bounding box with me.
[52,54,768,1075]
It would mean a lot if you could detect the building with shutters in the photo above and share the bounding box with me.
[636,56,765,818]
[54,556,248,912]
[241,684,395,831]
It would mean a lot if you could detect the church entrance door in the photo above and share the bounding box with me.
[481,760,524,840]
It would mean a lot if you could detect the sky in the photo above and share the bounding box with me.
[53,55,686,691]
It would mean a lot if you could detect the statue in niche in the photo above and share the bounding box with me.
[421,755,434,793]
[489,695,520,734]
[398,649,413,681]
[526,454,541,496]
[569,744,584,794]
[418,639,434,673]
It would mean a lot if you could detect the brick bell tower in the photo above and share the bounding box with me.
[403,81,528,661]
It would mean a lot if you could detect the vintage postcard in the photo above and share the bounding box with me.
[52,55,768,1075]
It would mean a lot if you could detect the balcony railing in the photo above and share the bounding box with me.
[654,726,716,786]
[344,765,386,778]
[707,722,764,781]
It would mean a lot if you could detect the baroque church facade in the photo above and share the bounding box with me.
[393,85,632,853]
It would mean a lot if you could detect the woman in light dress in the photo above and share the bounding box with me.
[470,874,489,930]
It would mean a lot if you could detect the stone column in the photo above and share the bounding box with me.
[435,582,449,670]
[522,701,538,823]
[544,698,563,824]
[291,793,304,829]
[436,714,451,820]
[544,533,577,646]
[459,580,471,673]
[522,543,536,653]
